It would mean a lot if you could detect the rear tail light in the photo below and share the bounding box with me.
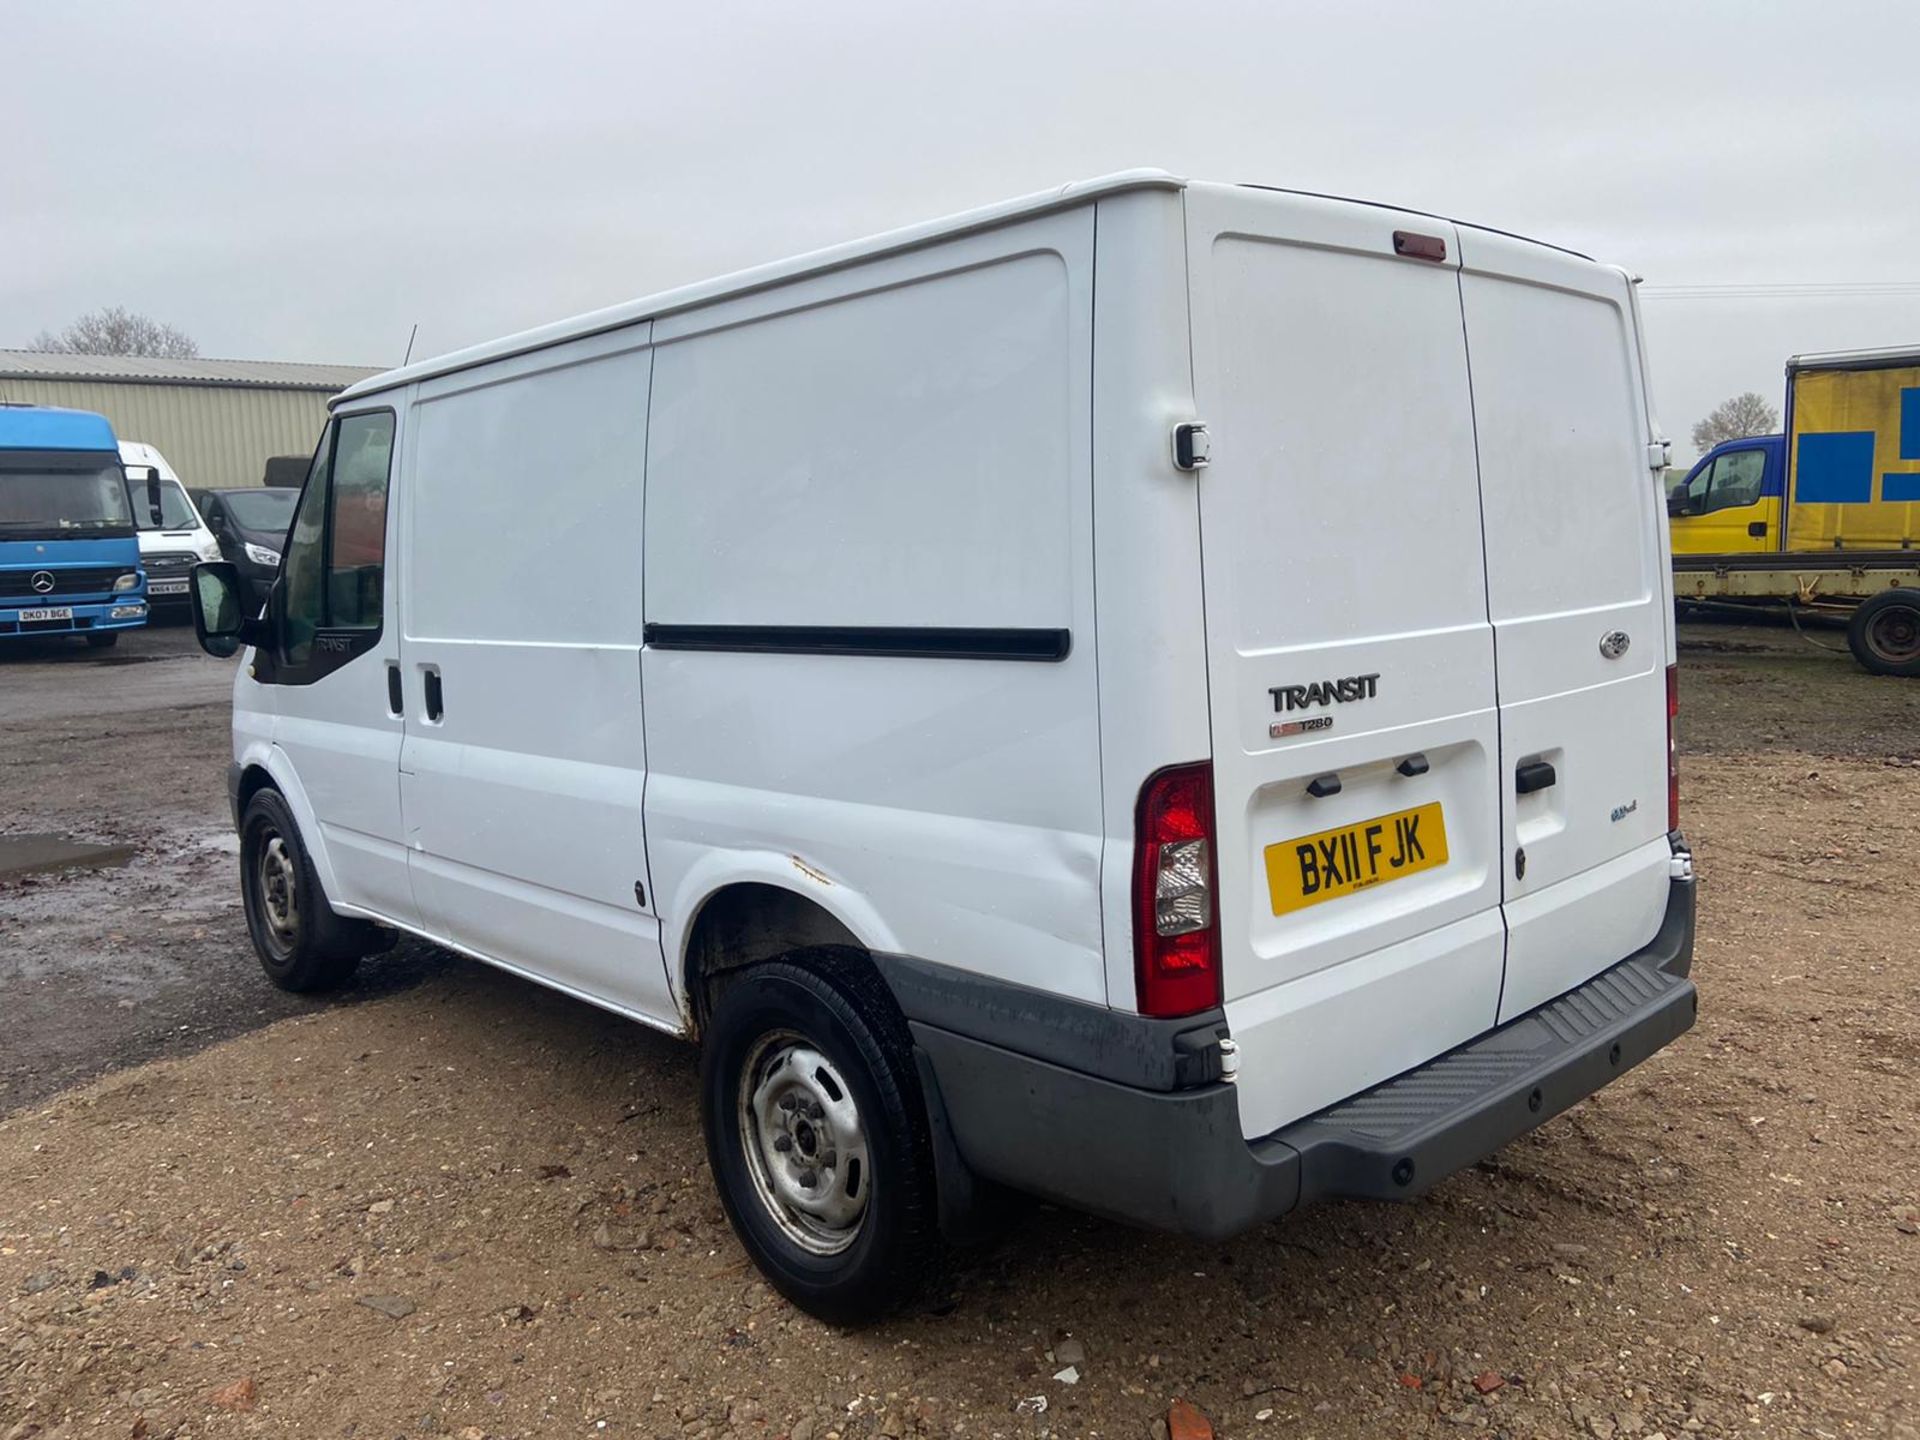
[1666,664,1680,834]
[1133,762,1221,1018]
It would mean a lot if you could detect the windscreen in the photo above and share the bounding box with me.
[223,488,300,533]
[0,452,135,537]
[125,476,200,530]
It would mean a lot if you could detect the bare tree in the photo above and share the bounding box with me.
[1691,392,1778,455]
[28,306,199,359]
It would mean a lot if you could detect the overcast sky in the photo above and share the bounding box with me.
[7,0,1917,458]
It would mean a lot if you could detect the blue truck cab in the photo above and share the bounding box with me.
[1667,433,1788,557]
[0,406,149,648]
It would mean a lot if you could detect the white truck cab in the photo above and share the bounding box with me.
[119,441,220,609]
[190,171,1696,1324]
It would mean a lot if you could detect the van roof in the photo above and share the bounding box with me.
[335,171,1597,404]
[337,170,1184,404]
[0,404,118,452]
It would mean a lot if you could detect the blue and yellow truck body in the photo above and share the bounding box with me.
[1668,347,1920,674]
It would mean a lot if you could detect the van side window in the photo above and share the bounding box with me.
[278,410,395,671]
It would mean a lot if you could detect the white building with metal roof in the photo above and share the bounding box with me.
[0,350,382,489]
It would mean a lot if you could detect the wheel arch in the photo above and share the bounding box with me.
[233,740,344,902]
[669,857,902,1037]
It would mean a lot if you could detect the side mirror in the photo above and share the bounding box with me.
[191,561,266,658]
[206,510,227,533]
[1667,490,1691,517]
[144,468,164,527]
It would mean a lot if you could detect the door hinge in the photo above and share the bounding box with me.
[1172,421,1211,472]
[1647,439,1672,473]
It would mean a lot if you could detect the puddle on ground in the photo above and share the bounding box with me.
[0,834,138,880]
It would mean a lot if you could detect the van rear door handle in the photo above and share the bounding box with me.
[1515,760,1556,795]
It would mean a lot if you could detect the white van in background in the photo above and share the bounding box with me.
[119,441,220,612]
[190,171,1697,1324]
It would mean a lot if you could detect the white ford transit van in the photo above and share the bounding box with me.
[190,171,1697,1324]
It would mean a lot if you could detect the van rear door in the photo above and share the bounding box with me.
[1455,230,1672,1021]
[1181,186,1507,1141]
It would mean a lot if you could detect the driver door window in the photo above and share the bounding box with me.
[276,410,395,679]
[1685,449,1766,515]
[1707,449,1765,511]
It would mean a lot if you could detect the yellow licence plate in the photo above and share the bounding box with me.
[1265,801,1449,915]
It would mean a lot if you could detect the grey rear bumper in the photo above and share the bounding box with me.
[908,871,1696,1238]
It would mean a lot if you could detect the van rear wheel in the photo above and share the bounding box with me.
[238,788,383,991]
[699,952,940,1325]
[1847,589,1920,677]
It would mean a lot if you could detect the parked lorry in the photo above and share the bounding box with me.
[1668,346,1920,675]
[0,406,149,648]
[191,171,1696,1322]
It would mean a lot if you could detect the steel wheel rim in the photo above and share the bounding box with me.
[1867,604,1920,663]
[736,1029,871,1256]
[257,833,298,944]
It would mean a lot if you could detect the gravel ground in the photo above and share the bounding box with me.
[1,619,1916,1439]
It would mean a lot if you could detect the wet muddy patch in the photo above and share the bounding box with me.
[0,833,137,880]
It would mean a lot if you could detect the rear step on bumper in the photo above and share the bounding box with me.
[912,869,1695,1239]
[1278,882,1695,1206]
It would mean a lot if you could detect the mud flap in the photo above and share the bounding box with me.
[913,1047,993,1243]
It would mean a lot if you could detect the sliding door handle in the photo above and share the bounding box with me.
[423,668,444,722]
[1515,760,1557,795]
[386,662,403,716]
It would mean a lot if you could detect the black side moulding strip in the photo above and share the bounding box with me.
[643,624,1071,662]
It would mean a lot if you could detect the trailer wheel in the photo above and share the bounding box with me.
[1846,589,1920,677]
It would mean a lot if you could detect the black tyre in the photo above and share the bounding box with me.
[85,631,118,650]
[1846,589,1920,677]
[238,788,382,991]
[699,950,940,1325]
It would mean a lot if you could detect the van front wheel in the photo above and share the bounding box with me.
[238,788,380,991]
[1847,589,1920,677]
[699,953,940,1325]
